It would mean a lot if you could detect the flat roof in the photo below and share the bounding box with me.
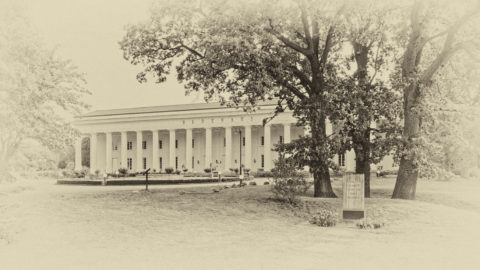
[80,101,277,118]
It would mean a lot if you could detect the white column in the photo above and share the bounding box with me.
[264,124,272,171]
[136,131,143,172]
[106,132,112,173]
[244,125,252,170]
[169,129,176,169]
[303,125,310,172]
[74,136,83,171]
[186,128,192,172]
[121,131,127,170]
[225,126,232,171]
[283,123,291,144]
[205,127,212,169]
[152,130,159,172]
[326,119,332,137]
[90,133,97,173]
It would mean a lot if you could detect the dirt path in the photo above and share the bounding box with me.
[1,178,480,270]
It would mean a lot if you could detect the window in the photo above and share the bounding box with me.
[127,158,132,170]
[224,137,226,147]
[261,136,264,146]
[261,155,265,168]
[175,139,178,149]
[114,145,118,151]
[142,141,147,149]
[159,157,163,169]
[242,137,245,146]
[175,157,178,169]
[338,153,345,167]
[192,139,195,148]
[143,157,147,169]
[192,156,194,169]
[159,140,162,149]
[279,136,283,144]
[127,141,132,150]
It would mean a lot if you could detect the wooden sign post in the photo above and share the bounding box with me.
[342,174,365,219]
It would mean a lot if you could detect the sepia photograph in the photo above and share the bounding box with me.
[1,0,479,269]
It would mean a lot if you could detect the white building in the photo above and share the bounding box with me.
[73,102,396,173]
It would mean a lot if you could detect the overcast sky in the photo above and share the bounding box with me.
[14,0,204,111]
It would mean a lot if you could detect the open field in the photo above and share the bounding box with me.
[1,176,480,270]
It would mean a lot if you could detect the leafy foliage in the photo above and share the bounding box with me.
[0,7,90,180]
[271,156,311,204]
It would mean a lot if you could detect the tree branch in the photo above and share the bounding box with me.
[266,18,311,56]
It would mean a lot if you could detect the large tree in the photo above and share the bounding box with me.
[121,0,348,197]
[392,0,480,199]
[0,7,90,180]
[330,4,402,197]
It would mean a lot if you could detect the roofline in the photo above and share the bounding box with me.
[77,102,277,118]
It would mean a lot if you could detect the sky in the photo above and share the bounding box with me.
[11,0,204,111]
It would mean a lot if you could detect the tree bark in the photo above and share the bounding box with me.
[310,111,337,198]
[392,88,421,199]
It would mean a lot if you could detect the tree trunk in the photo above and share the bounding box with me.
[310,112,337,198]
[354,139,371,198]
[392,84,421,199]
[354,147,365,174]
[313,165,336,197]
[363,143,371,198]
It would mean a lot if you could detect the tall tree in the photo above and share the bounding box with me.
[121,0,347,197]
[330,4,402,197]
[392,0,480,199]
[0,7,90,180]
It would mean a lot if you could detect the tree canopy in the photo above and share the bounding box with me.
[120,0,480,199]
[0,7,90,180]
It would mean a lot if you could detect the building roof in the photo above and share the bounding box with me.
[80,101,278,118]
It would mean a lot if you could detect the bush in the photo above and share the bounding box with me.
[356,221,384,229]
[175,170,181,175]
[204,168,212,173]
[252,171,274,178]
[244,168,251,173]
[182,168,188,173]
[229,168,239,174]
[184,172,211,177]
[165,167,174,174]
[118,167,128,175]
[57,160,67,169]
[271,157,311,204]
[310,209,338,227]
[249,181,257,186]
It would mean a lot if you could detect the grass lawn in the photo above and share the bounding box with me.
[1,176,480,270]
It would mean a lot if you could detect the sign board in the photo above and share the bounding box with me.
[342,174,365,219]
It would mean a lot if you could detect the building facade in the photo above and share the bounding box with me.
[73,102,396,173]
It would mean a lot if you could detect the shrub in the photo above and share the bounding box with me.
[95,169,101,176]
[244,168,251,173]
[229,168,239,174]
[175,170,181,175]
[310,209,338,227]
[253,171,274,178]
[118,168,128,175]
[182,168,188,173]
[127,173,137,177]
[165,167,174,174]
[204,168,212,173]
[271,157,311,204]
[249,181,257,186]
[57,160,67,169]
[356,221,385,229]
[264,181,270,185]
[184,172,211,177]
